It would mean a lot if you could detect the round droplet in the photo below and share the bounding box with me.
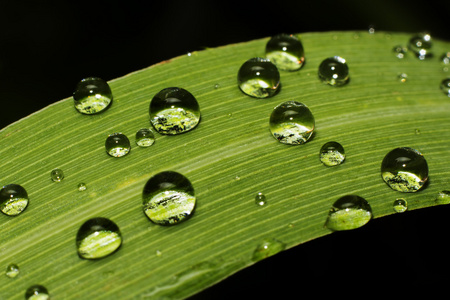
[251,238,286,262]
[393,198,408,213]
[255,192,266,206]
[237,57,280,98]
[0,184,29,216]
[368,25,376,34]
[381,147,428,193]
[73,77,113,114]
[149,87,201,135]
[441,52,450,65]
[440,78,450,97]
[393,45,408,59]
[325,195,372,231]
[408,33,433,60]
[319,141,345,167]
[77,183,87,192]
[415,129,421,135]
[5,263,19,278]
[25,285,50,300]
[135,128,155,147]
[142,171,196,225]
[398,73,408,83]
[76,217,122,259]
[269,101,315,145]
[105,133,131,157]
[265,33,305,71]
[50,168,64,182]
[318,56,349,86]
[156,250,163,257]
[436,190,450,205]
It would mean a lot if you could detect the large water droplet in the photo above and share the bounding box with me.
[325,195,372,231]
[265,33,305,71]
[0,184,29,216]
[393,198,408,213]
[5,263,19,278]
[393,45,408,59]
[105,133,131,157]
[142,171,196,225]
[436,190,450,205]
[73,77,113,114]
[25,285,50,300]
[237,57,280,98]
[76,217,122,259]
[135,128,155,147]
[255,192,266,206]
[319,141,345,166]
[50,168,64,182]
[269,101,315,145]
[318,56,349,86]
[408,33,433,60]
[440,78,450,97]
[381,147,428,192]
[251,238,286,262]
[149,87,201,135]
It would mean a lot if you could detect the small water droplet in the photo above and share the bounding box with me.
[105,132,131,157]
[398,73,408,83]
[50,168,64,182]
[393,45,408,59]
[76,217,122,259]
[227,113,233,118]
[408,32,433,60]
[25,285,50,300]
[441,52,450,64]
[149,87,201,135]
[234,175,241,181]
[142,171,196,225]
[319,141,345,166]
[325,195,372,231]
[393,198,408,213]
[415,129,421,135]
[269,101,315,145]
[73,77,113,114]
[156,250,163,257]
[187,52,192,57]
[440,78,450,97]
[255,192,266,206]
[135,128,155,147]
[214,83,220,89]
[237,57,280,98]
[0,184,29,216]
[251,238,286,262]
[381,147,428,192]
[318,56,349,86]
[352,32,360,39]
[5,263,19,278]
[368,25,376,34]
[265,33,305,71]
[77,183,87,192]
[436,190,450,205]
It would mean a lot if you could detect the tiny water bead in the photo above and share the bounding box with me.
[408,33,432,60]
[442,52,450,65]
[381,147,428,193]
[237,57,280,98]
[398,73,408,83]
[76,217,122,259]
[269,101,315,145]
[440,78,450,96]
[393,45,408,59]
[5,263,19,278]
[50,168,64,182]
[255,192,266,206]
[251,238,286,262]
[105,133,131,157]
[265,33,305,71]
[0,184,29,216]
[142,171,196,225]
[393,199,408,213]
[25,285,50,300]
[436,190,450,205]
[73,77,113,114]
[318,56,349,86]
[319,141,345,167]
[325,195,372,231]
[149,87,201,135]
[135,128,155,147]
[77,183,87,192]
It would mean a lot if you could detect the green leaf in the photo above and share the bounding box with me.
[1,31,449,299]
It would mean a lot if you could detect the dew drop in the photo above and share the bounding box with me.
[105,133,131,157]
[440,78,450,97]
[50,168,64,182]
[325,195,372,231]
[441,52,450,65]
[251,238,286,262]
[269,101,315,145]
[415,129,421,135]
[393,45,408,59]
[73,77,113,114]
[408,32,433,60]
[265,33,305,71]
[5,263,19,278]
[381,147,428,193]
[237,57,280,98]
[368,25,376,34]
[156,250,163,257]
[436,190,450,205]
[398,73,408,83]
[142,171,196,226]
[76,217,122,259]
[135,128,155,147]
[149,87,201,135]
[255,192,266,206]
[77,183,87,192]
[25,285,50,300]
[318,56,349,86]
[393,198,408,213]
[0,184,29,216]
[214,83,220,89]
[319,141,345,166]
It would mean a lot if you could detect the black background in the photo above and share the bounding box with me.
[1,0,449,298]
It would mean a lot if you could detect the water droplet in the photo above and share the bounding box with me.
[5,263,19,278]
[149,87,201,135]
[441,52,450,64]
[0,184,29,216]
[214,83,220,89]
[265,33,305,71]
[393,45,408,59]
[135,128,155,147]
[73,77,113,114]
[77,183,87,192]
[368,25,376,34]
[76,217,122,259]
[269,101,315,145]
[408,33,433,60]
[325,195,372,231]
[156,250,163,257]
[440,78,450,97]
[393,198,407,213]
[50,168,64,182]
[381,147,428,192]
[352,32,360,39]
[105,132,131,157]
[251,238,286,262]
[142,171,196,225]
[234,175,241,181]
[237,57,280,98]
[255,192,266,206]
[415,129,421,135]
[436,190,450,205]
[319,141,345,167]
[25,285,50,300]
[318,56,349,86]
[398,73,408,83]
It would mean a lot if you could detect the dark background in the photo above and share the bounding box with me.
[1,0,449,298]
